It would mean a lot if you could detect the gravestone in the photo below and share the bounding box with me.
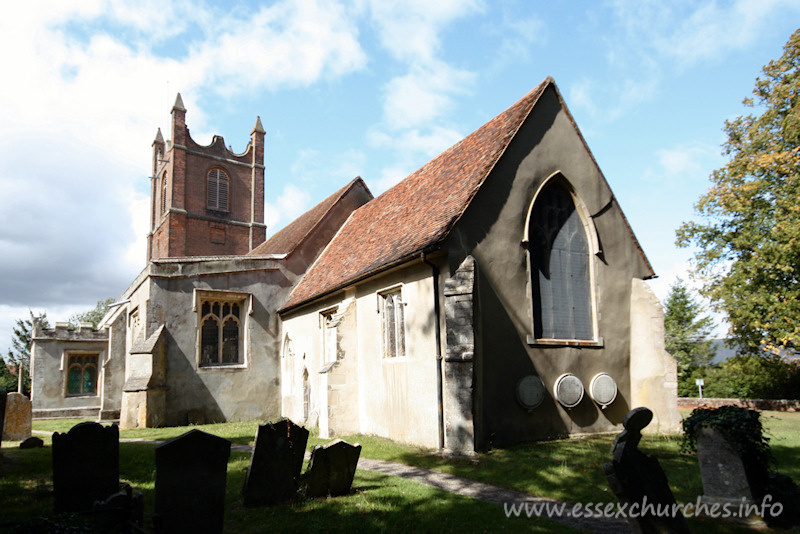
[696,426,754,504]
[604,407,690,534]
[243,418,309,506]
[52,422,120,513]
[153,429,231,534]
[0,392,6,451]
[2,392,32,441]
[19,436,44,449]
[303,439,362,498]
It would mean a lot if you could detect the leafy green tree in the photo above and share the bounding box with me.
[4,310,49,395]
[703,354,799,400]
[663,278,715,396]
[69,297,115,329]
[677,29,800,352]
[0,353,18,394]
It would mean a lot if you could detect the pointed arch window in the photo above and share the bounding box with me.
[528,179,595,342]
[207,168,229,211]
[161,171,168,216]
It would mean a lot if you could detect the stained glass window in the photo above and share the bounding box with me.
[66,353,99,396]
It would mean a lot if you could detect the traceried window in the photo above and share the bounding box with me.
[207,168,230,211]
[66,353,98,396]
[199,293,247,366]
[528,180,593,341]
[381,289,405,358]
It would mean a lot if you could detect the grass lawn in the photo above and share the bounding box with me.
[3,411,798,532]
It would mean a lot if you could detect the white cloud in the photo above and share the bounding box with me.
[382,61,475,130]
[0,1,368,324]
[265,184,313,231]
[365,0,484,63]
[608,0,800,67]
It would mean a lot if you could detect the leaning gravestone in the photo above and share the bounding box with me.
[2,392,32,441]
[604,407,690,534]
[243,418,309,506]
[52,422,120,513]
[153,429,231,534]
[696,426,754,505]
[303,439,362,498]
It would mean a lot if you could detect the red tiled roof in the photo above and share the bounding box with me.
[249,177,371,256]
[280,79,551,312]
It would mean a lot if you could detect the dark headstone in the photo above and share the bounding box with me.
[242,418,309,506]
[19,436,44,449]
[303,439,361,498]
[604,407,690,534]
[153,429,231,534]
[52,422,120,513]
[0,392,6,452]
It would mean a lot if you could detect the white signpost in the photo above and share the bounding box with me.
[695,378,705,399]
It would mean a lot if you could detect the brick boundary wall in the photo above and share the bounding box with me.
[678,397,800,412]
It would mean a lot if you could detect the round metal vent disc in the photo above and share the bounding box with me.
[554,373,584,408]
[589,373,617,406]
[516,375,545,410]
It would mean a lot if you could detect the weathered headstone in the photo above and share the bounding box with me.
[52,422,120,513]
[2,392,32,441]
[153,429,231,534]
[303,439,362,498]
[19,436,44,449]
[696,426,754,504]
[604,407,690,534]
[243,418,309,506]
[0,392,6,451]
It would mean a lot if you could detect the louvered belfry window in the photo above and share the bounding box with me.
[207,168,229,211]
[161,171,168,216]
[529,181,593,340]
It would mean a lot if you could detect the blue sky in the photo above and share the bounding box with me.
[1,0,798,355]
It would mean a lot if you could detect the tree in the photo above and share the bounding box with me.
[4,310,49,395]
[69,297,115,329]
[663,278,715,396]
[677,29,800,352]
[0,354,18,394]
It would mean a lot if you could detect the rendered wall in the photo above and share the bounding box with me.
[30,325,108,418]
[629,279,682,432]
[120,258,291,426]
[445,84,661,447]
[281,261,440,449]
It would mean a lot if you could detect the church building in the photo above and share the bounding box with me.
[31,78,679,452]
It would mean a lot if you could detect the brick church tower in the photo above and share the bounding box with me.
[147,94,267,260]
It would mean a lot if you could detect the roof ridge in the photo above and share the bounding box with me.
[279,78,553,312]
[249,177,371,257]
[288,176,371,255]
[432,78,552,245]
